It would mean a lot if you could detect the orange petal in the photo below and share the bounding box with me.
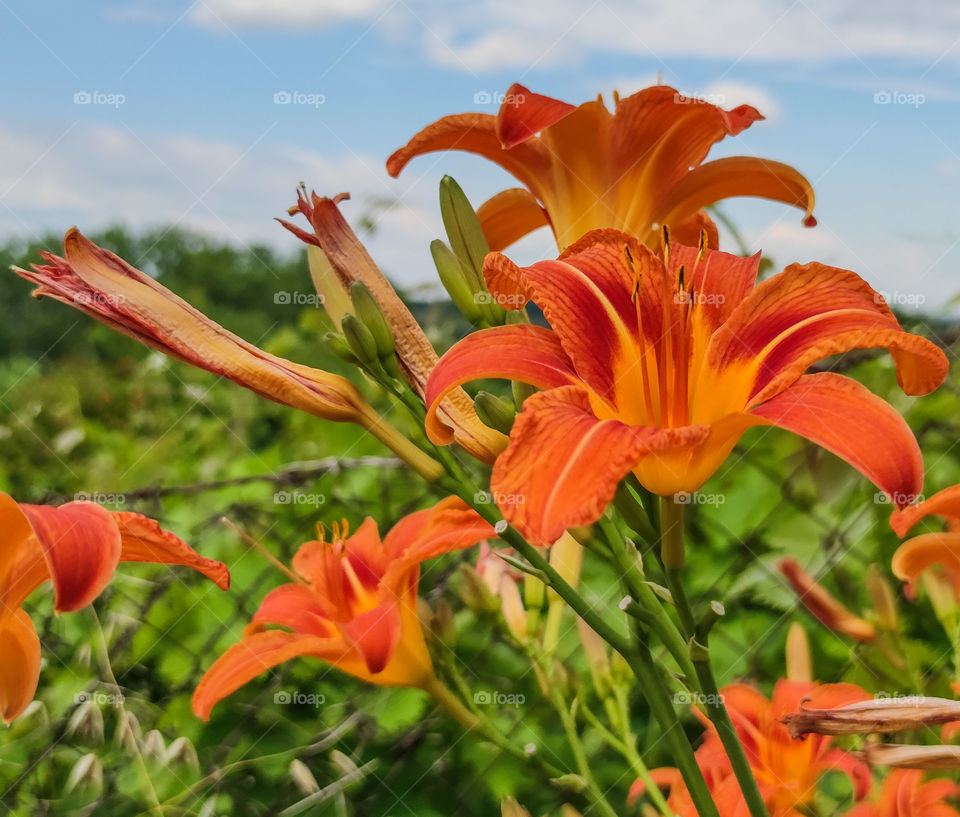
[0,608,42,724]
[751,373,924,509]
[779,557,876,642]
[653,156,817,236]
[495,82,576,148]
[247,583,334,638]
[192,630,349,721]
[113,511,229,590]
[891,484,960,538]
[0,494,49,620]
[491,386,709,544]
[669,209,719,250]
[819,748,873,800]
[477,188,550,251]
[337,601,402,674]
[387,111,550,191]
[424,324,578,444]
[892,532,960,586]
[711,261,947,402]
[383,496,495,567]
[19,501,121,613]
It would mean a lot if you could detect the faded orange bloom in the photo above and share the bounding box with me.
[279,191,507,464]
[631,680,872,817]
[785,695,960,737]
[779,558,877,641]
[192,498,494,720]
[891,485,960,601]
[0,493,229,723]
[388,82,816,252]
[844,769,960,817]
[425,229,947,544]
[14,229,442,480]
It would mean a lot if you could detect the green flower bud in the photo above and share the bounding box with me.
[349,281,395,358]
[341,314,379,366]
[430,239,486,323]
[322,331,359,365]
[473,390,517,434]
[439,175,489,276]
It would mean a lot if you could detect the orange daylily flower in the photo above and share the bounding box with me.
[13,229,442,480]
[631,680,872,817]
[891,485,960,600]
[779,558,877,641]
[192,497,494,720]
[844,769,960,817]
[424,229,947,544]
[388,82,816,252]
[278,190,506,463]
[0,493,229,723]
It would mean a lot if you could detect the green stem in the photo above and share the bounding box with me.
[611,684,673,817]
[660,505,771,817]
[455,494,719,817]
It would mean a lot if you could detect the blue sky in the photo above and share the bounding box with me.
[1,0,958,307]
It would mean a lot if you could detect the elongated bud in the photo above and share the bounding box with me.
[459,563,500,613]
[341,313,379,367]
[785,695,960,738]
[439,175,489,276]
[549,532,583,594]
[430,239,486,323]
[349,281,394,359]
[860,742,960,769]
[500,577,528,641]
[779,558,876,642]
[474,391,517,435]
[66,699,104,743]
[322,331,359,365]
[66,753,103,795]
[577,618,612,697]
[143,729,166,761]
[501,797,532,817]
[785,622,813,682]
[922,568,958,623]
[290,758,320,795]
[165,736,200,771]
[306,245,350,325]
[866,564,899,631]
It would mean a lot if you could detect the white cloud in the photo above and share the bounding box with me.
[189,0,391,29]
[0,123,441,287]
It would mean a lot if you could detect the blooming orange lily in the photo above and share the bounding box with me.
[844,769,960,817]
[388,82,816,252]
[891,485,960,601]
[278,190,506,463]
[0,493,229,724]
[14,228,443,480]
[424,229,947,544]
[631,680,872,817]
[192,497,494,720]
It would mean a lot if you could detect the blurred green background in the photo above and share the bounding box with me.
[0,227,957,817]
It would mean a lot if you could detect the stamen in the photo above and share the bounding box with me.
[624,243,657,425]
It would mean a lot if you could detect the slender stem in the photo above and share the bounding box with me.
[660,506,771,817]
[459,498,719,817]
[612,684,673,817]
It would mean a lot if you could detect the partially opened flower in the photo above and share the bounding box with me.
[0,493,229,724]
[891,486,960,601]
[14,229,442,480]
[843,769,960,817]
[779,558,876,641]
[192,497,494,720]
[425,229,947,544]
[388,83,816,252]
[631,680,871,817]
[278,191,506,463]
